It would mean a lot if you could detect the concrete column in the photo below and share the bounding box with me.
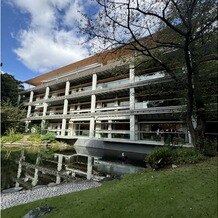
[130,115,136,140]
[17,95,21,105]
[129,64,135,111]
[63,99,68,115]
[29,91,34,102]
[108,120,112,139]
[61,97,69,136]
[42,87,50,129]
[90,74,97,138]
[61,119,67,136]
[32,154,40,186]
[188,131,192,144]
[91,95,96,113]
[129,64,135,83]
[65,81,70,95]
[89,117,95,138]
[92,74,97,90]
[87,156,94,180]
[42,87,50,116]
[56,154,63,184]
[95,121,101,138]
[57,155,64,171]
[27,91,34,117]
[130,88,135,110]
[15,150,25,188]
[91,74,97,112]
[44,86,50,99]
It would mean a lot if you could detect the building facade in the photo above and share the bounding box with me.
[20,52,198,159]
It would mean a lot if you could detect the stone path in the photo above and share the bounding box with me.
[1,181,101,210]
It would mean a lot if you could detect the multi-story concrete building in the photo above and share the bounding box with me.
[19,50,208,160]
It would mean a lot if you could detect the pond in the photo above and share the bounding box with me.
[1,147,76,191]
[1,147,146,193]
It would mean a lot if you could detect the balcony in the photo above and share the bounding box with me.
[25,76,173,106]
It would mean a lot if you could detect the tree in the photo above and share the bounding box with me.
[81,0,217,149]
[1,73,24,106]
[1,101,26,135]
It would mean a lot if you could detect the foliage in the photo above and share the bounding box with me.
[146,147,206,169]
[27,133,42,143]
[0,128,23,143]
[145,147,175,169]
[174,147,206,165]
[41,132,56,143]
[1,73,24,106]
[39,149,55,159]
[30,124,42,134]
[2,158,217,218]
[1,101,26,135]
[202,138,217,157]
[1,150,21,190]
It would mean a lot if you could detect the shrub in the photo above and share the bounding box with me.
[146,147,206,169]
[202,138,217,157]
[0,128,23,143]
[174,147,206,164]
[28,133,42,143]
[41,132,56,143]
[145,147,175,170]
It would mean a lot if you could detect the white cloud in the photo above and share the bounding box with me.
[8,0,89,73]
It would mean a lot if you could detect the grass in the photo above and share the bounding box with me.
[1,157,217,218]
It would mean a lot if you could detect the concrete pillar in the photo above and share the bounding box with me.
[91,74,97,113]
[57,155,64,171]
[91,95,96,113]
[87,156,94,180]
[90,74,97,138]
[15,150,25,188]
[108,120,112,139]
[41,87,50,129]
[44,86,50,99]
[130,88,135,110]
[129,64,135,83]
[56,154,63,184]
[17,95,21,105]
[42,87,50,116]
[188,131,192,144]
[89,117,95,138]
[65,81,70,95]
[32,154,40,186]
[130,115,136,140]
[27,91,34,117]
[63,99,68,115]
[92,74,97,90]
[61,118,67,136]
[129,64,135,111]
[95,121,101,138]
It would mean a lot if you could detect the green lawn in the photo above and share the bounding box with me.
[2,157,217,218]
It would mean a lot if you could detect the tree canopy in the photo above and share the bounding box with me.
[1,73,24,106]
[81,0,217,148]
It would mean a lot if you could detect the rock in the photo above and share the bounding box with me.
[32,185,47,190]
[172,164,177,168]
[23,206,54,218]
[2,187,23,194]
[47,182,57,187]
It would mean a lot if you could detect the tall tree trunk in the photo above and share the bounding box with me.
[184,38,197,147]
[193,67,206,150]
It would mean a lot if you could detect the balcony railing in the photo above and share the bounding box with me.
[25,76,173,106]
[52,128,188,145]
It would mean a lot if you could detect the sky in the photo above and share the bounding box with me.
[1,0,98,86]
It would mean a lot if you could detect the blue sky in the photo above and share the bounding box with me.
[1,0,99,85]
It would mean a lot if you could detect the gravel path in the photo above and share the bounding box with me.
[1,181,101,210]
